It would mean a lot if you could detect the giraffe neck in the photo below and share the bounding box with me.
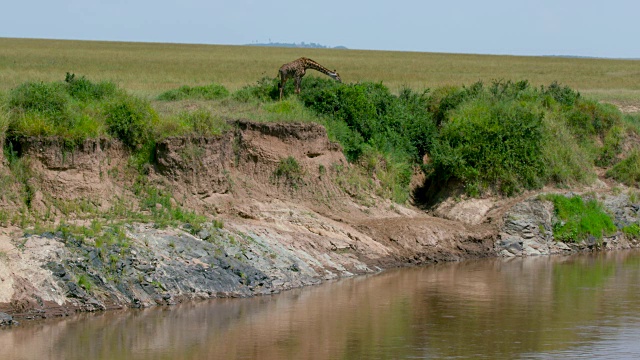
[301,58,338,78]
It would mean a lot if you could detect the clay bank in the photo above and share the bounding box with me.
[0,120,638,323]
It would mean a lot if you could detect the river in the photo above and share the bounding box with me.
[2,251,640,359]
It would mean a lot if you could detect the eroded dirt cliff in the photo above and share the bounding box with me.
[0,120,638,322]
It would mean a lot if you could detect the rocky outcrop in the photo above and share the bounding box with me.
[497,198,573,256]
[496,192,640,257]
[0,311,16,326]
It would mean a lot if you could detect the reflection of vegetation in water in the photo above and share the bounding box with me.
[338,295,416,359]
[552,254,618,320]
[330,256,621,359]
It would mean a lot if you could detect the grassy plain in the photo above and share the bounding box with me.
[1,37,639,107]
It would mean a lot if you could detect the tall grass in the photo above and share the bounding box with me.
[543,194,616,243]
[157,83,229,101]
[607,149,640,186]
[0,102,8,140]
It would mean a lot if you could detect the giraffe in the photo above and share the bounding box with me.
[278,57,342,99]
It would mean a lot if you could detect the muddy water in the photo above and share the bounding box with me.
[2,251,640,360]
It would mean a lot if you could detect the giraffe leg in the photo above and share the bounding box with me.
[279,78,286,100]
[295,76,301,94]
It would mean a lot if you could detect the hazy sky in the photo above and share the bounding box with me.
[2,0,639,58]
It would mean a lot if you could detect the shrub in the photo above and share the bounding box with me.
[360,148,413,203]
[488,79,532,100]
[301,81,393,136]
[5,75,156,147]
[155,109,229,139]
[157,83,229,101]
[607,149,640,186]
[9,81,68,121]
[596,125,624,166]
[300,79,435,164]
[566,99,621,139]
[273,156,304,188]
[396,87,437,161]
[232,76,279,102]
[184,110,227,135]
[541,111,594,185]
[103,94,157,149]
[65,72,117,102]
[426,86,466,126]
[428,96,546,195]
[541,81,580,107]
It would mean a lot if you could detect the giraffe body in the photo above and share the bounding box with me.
[278,57,341,99]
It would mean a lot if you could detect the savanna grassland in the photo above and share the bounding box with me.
[1,37,640,106]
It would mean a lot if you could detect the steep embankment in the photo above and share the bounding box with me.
[1,120,639,322]
[0,120,497,321]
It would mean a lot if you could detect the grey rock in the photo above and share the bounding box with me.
[0,312,15,326]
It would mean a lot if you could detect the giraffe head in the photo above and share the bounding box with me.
[330,70,342,83]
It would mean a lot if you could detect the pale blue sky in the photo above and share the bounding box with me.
[2,0,639,58]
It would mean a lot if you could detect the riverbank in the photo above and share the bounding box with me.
[1,120,639,323]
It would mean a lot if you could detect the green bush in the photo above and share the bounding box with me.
[488,80,533,100]
[305,81,399,143]
[65,73,117,102]
[5,75,160,149]
[429,95,546,195]
[421,80,626,197]
[427,86,466,126]
[183,110,227,135]
[566,99,621,139]
[102,94,157,149]
[157,83,229,101]
[622,223,640,238]
[232,76,279,102]
[360,148,413,203]
[300,79,435,164]
[545,194,616,243]
[273,156,304,188]
[607,149,640,186]
[155,109,229,139]
[541,111,594,185]
[9,81,68,121]
[596,125,624,166]
[7,78,104,142]
[541,81,581,108]
[395,87,437,161]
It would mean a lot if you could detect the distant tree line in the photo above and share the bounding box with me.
[247,42,347,49]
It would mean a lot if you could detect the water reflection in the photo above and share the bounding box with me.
[2,251,640,359]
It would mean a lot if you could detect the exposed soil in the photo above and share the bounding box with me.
[1,120,638,323]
